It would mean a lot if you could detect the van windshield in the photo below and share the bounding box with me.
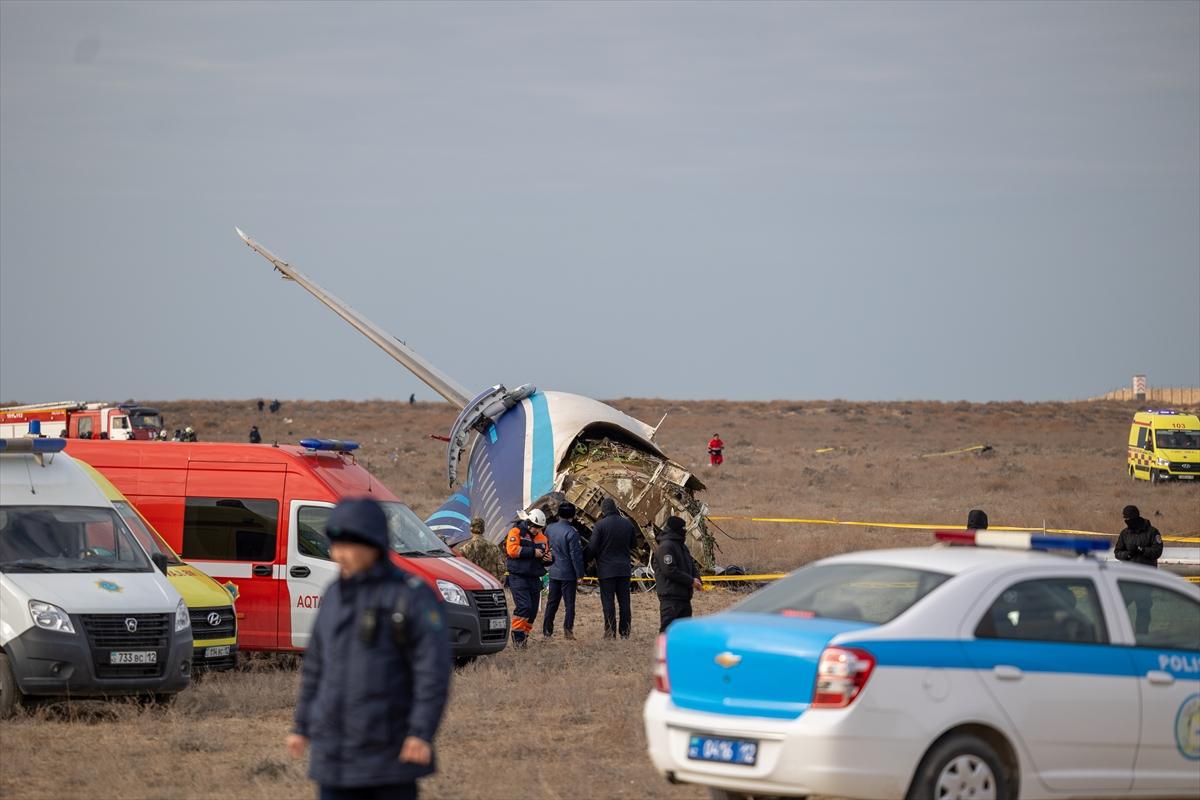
[1156,430,1200,450]
[735,562,951,624]
[0,505,153,573]
[112,501,183,565]
[383,503,453,557]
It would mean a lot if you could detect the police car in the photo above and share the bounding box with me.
[643,531,1200,800]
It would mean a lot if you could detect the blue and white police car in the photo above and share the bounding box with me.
[644,531,1200,800]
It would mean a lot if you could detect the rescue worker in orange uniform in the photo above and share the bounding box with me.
[707,434,724,467]
[505,509,551,648]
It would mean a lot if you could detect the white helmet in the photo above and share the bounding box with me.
[526,509,547,528]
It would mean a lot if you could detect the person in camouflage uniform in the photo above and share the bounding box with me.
[457,518,506,578]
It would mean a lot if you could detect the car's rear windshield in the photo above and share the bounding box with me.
[734,562,952,624]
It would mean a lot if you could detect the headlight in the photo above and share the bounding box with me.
[29,600,75,634]
[174,599,190,632]
[1156,457,1170,466]
[436,579,469,606]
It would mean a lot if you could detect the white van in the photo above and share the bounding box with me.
[0,438,192,716]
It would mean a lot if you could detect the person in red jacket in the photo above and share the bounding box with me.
[707,434,724,467]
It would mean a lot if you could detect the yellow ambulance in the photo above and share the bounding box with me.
[1127,410,1200,484]
[77,461,239,669]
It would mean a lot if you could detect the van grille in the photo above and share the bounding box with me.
[472,590,509,643]
[1169,462,1196,472]
[80,613,169,679]
[189,606,237,640]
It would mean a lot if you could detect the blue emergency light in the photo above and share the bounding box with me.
[299,438,360,453]
[936,530,1111,554]
[0,438,67,454]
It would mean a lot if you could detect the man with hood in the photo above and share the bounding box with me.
[542,502,587,639]
[288,497,451,800]
[1114,505,1163,568]
[586,497,639,639]
[966,509,988,530]
[1114,505,1163,635]
[653,516,703,632]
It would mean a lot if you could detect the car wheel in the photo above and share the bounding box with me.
[0,653,23,719]
[907,732,1013,800]
[1150,468,1162,485]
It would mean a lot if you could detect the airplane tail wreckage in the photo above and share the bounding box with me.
[236,229,718,572]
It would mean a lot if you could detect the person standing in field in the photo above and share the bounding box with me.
[542,502,586,639]
[653,516,703,632]
[288,498,451,800]
[966,509,988,530]
[456,518,505,578]
[587,498,638,639]
[1114,505,1162,568]
[707,433,724,467]
[249,425,262,444]
[505,509,551,648]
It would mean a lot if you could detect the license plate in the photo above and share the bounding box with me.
[110,651,156,665]
[687,735,759,766]
[205,645,231,658]
[489,617,507,630]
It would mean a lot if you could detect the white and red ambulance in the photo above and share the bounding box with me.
[65,438,508,658]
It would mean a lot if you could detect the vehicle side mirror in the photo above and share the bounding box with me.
[151,552,168,574]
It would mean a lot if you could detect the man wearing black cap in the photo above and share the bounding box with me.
[653,516,703,632]
[1114,505,1163,568]
[542,502,586,639]
[287,498,452,800]
[966,509,988,530]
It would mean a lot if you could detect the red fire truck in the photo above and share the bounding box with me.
[0,402,163,440]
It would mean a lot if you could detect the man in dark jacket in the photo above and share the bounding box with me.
[586,497,639,639]
[1114,505,1163,567]
[288,498,452,800]
[653,516,703,632]
[249,425,262,444]
[542,502,587,639]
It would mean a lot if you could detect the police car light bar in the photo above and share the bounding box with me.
[935,529,1110,554]
[0,438,68,454]
[299,438,360,453]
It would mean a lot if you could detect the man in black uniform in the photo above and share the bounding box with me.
[587,498,639,639]
[288,498,451,800]
[249,425,262,444]
[653,516,703,632]
[1114,505,1163,567]
[1114,504,1163,636]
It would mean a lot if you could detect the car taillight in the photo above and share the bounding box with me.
[811,646,875,708]
[653,633,670,693]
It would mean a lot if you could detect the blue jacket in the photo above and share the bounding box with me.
[546,520,586,581]
[293,558,452,788]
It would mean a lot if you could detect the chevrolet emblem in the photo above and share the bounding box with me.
[714,651,742,668]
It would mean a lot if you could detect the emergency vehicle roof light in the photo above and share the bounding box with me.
[0,438,67,454]
[935,529,1110,554]
[299,438,360,453]
[1145,409,1179,415]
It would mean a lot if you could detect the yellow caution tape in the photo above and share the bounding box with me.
[813,447,836,454]
[919,444,991,458]
[708,515,1200,544]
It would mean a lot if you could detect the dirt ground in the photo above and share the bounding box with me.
[1,398,1197,799]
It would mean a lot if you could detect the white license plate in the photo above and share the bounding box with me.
[489,617,507,630]
[205,645,231,658]
[110,651,156,665]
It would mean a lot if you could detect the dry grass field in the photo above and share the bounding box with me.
[1,397,1197,800]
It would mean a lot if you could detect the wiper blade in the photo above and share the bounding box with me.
[395,550,431,557]
[0,560,60,571]
[68,564,131,572]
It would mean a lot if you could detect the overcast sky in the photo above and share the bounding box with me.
[2,1,1197,404]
